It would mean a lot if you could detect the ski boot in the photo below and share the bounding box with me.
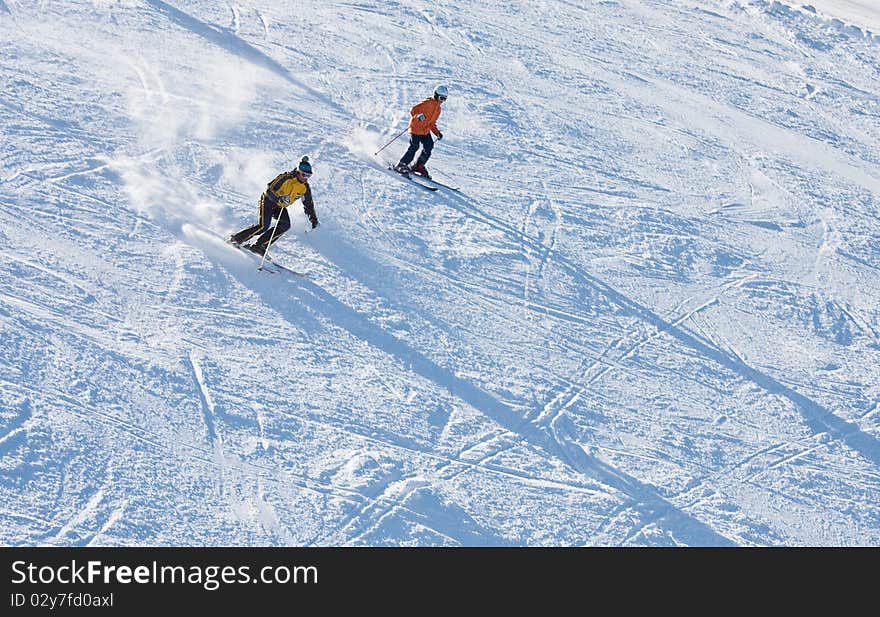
[411,163,431,180]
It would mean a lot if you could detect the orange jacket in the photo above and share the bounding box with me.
[408,98,442,136]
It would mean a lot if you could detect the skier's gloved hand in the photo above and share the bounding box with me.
[416,113,426,121]
[436,131,443,140]
[278,195,291,205]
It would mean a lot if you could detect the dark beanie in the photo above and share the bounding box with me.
[298,156,312,174]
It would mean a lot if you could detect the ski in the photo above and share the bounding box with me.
[225,237,310,276]
[413,175,460,191]
[386,161,458,191]
[264,258,307,277]
[225,240,289,275]
[227,241,278,273]
[385,164,438,191]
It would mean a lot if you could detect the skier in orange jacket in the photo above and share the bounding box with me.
[394,85,448,180]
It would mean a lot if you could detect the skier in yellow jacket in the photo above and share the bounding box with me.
[230,156,319,255]
[394,85,448,179]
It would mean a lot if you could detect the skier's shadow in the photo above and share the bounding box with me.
[439,190,880,469]
[260,244,734,546]
[143,0,347,118]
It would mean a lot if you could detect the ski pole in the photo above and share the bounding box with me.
[373,127,408,156]
[258,212,283,272]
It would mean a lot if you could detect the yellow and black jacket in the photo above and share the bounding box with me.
[265,171,318,226]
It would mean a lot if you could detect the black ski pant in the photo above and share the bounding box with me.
[231,192,291,247]
[399,133,434,167]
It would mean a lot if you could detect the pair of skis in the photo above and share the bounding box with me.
[385,162,459,192]
[227,241,306,276]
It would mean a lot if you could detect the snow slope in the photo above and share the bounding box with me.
[793,0,880,34]
[1,0,879,546]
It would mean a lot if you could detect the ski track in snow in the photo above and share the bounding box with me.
[2,0,880,545]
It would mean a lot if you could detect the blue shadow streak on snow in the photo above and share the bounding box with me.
[261,267,733,546]
[142,0,346,118]
[408,490,513,546]
[439,192,880,469]
[0,98,86,137]
[570,265,880,466]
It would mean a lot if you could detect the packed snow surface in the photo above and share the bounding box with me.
[1,0,879,546]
